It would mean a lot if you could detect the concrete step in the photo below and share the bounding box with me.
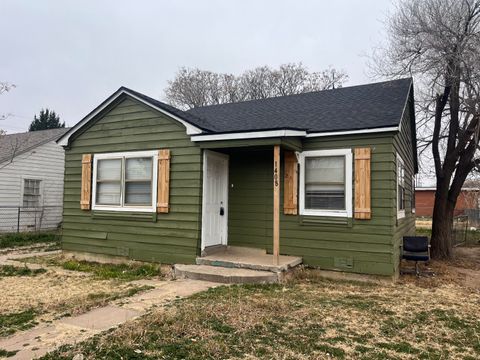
[174,264,280,284]
[196,253,302,273]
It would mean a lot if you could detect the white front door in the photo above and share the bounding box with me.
[201,150,229,250]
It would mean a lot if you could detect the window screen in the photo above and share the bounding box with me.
[96,159,122,205]
[124,157,152,205]
[305,156,345,210]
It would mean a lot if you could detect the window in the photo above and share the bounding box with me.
[92,151,158,212]
[23,179,42,208]
[412,175,416,214]
[397,154,406,219]
[299,149,353,217]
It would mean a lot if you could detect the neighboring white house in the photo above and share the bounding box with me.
[0,128,68,232]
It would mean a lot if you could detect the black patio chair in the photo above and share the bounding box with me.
[401,236,430,276]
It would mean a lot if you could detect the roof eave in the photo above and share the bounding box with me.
[191,126,400,142]
[191,129,307,142]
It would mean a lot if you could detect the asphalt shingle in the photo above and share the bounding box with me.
[186,78,412,134]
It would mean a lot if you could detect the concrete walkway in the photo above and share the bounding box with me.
[0,250,61,272]
[0,278,217,359]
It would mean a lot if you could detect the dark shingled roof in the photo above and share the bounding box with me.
[186,78,413,134]
[0,128,69,164]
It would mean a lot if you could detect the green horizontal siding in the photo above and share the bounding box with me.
[62,97,202,263]
[228,134,398,276]
[393,98,416,272]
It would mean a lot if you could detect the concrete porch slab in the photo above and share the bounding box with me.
[196,246,302,273]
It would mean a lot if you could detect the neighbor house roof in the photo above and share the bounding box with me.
[0,128,69,164]
[187,78,413,134]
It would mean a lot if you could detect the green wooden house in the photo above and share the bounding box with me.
[57,78,417,279]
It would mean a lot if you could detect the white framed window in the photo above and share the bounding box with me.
[92,150,158,212]
[397,154,406,219]
[411,175,416,214]
[299,149,353,217]
[22,178,42,208]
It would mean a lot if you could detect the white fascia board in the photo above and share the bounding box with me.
[57,89,202,146]
[306,126,399,138]
[191,129,307,142]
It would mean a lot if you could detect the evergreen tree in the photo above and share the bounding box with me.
[29,109,65,131]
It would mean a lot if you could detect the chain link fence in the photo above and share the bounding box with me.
[0,206,63,233]
[464,209,480,228]
[452,215,469,247]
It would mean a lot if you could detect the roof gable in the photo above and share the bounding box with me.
[57,87,207,147]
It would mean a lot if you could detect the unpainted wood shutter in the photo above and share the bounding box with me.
[354,147,371,219]
[283,151,298,215]
[81,154,92,210]
[157,149,171,213]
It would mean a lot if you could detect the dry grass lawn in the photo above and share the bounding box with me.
[0,254,167,337]
[41,247,480,360]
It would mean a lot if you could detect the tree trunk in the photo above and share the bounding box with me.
[430,181,455,259]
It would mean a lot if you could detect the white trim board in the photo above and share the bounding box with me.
[57,89,202,146]
[305,126,399,138]
[192,129,307,142]
[191,127,399,142]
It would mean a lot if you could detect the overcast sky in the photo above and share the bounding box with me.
[0,0,394,134]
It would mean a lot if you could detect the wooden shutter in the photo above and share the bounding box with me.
[157,149,171,213]
[283,151,298,215]
[354,147,371,219]
[80,154,92,210]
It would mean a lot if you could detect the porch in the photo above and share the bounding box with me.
[200,140,301,267]
[178,140,303,284]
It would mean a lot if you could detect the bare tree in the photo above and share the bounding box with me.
[0,82,15,95]
[0,81,15,127]
[373,0,480,258]
[165,63,349,109]
[0,135,24,170]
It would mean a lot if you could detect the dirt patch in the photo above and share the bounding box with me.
[400,246,480,289]
[451,246,480,270]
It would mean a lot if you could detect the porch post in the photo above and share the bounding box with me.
[273,145,280,265]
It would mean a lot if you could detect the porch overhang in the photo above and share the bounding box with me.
[191,129,306,142]
[194,136,303,152]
